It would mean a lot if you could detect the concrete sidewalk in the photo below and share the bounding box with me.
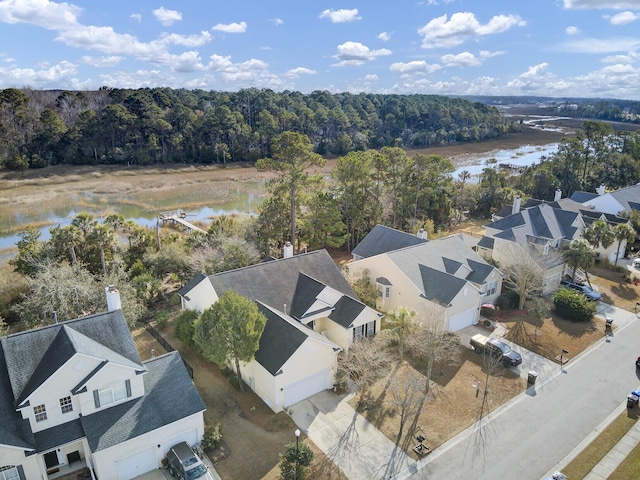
[584,415,640,479]
[289,389,414,480]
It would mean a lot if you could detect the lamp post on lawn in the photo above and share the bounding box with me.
[294,428,301,480]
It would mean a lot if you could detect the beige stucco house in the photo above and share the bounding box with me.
[178,249,381,412]
[0,289,206,480]
[347,233,502,331]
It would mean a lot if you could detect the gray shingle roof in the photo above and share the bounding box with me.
[328,296,366,328]
[477,236,495,249]
[289,274,326,319]
[419,264,467,306]
[0,343,35,450]
[607,184,640,211]
[485,204,580,243]
[34,419,85,453]
[81,351,205,452]
[205,250,357,313]
[570,191,599,203]
[1,310,143,407]
[254,303,308,376]
[178,272,207,298]
[352,225,427,259]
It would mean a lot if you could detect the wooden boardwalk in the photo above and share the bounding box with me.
[157,209,206,234]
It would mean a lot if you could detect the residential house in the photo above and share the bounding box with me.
[0,288,206,480]
[347,234,503,332]
[571,183,640,216]
[178,249,381,412]
[478,201,585,292]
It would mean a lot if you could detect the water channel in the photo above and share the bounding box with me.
[0,142,558,251]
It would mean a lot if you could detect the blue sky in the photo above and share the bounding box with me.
[1,0,639,99]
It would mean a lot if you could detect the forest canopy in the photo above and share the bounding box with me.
[0,87,520,169]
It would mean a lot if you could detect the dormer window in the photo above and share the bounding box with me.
[33,404,47,422]
[93,380,131,408]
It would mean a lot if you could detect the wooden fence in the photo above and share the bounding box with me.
[143,322,194,379]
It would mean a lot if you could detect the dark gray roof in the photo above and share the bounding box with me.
[477,236,495,249]
[485,204,580,243]
[254,303,308,376]
[466,259,494,284]
[328,296,366,328]
[442,257,463,275]
[0,343,35,450]
[1,310,143,407]
[352,224,427,259]
[376,277,392,286]
[34,419,85,453]
[570,191,599,203]
[204,250,357,313]
[81,351,205,452]
[290,274,326,319]
[177,272,207,298]
[419,265,467,306]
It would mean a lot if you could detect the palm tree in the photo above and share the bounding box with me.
[90,224,116,276]
[565,239,595,287]
[386,307,418,361]
[613,223,636,266]
[583,220,614,256]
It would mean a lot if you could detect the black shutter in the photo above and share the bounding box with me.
[125,379,131,397]
[93,389,100,408]
[17,465,26,480]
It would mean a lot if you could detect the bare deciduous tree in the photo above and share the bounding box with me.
[389,367,426,444]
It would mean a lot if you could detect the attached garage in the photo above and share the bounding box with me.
[448,308,478,332]
[162,429,200,454]
[284,368,330,407]
[115,447,157,480]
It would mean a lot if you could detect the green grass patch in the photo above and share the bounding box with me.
[561,412,637,479]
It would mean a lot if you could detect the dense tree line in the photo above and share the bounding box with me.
[0,87,518,170]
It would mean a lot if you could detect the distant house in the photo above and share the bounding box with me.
[0,288,206,480]
[348,234,502,332]
[572,183,640,216]
[178,250,381,412]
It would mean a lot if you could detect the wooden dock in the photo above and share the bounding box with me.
[157,210,206,234]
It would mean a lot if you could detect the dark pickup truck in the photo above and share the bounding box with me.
[470,334,522,367]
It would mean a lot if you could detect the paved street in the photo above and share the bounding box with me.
[397,305,640,480]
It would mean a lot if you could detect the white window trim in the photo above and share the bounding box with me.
[0,466,20,480]
[60,396,73,414]
[33,404,47,422]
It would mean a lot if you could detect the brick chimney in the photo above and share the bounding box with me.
[283,242,294,259]
[105,285,122,312]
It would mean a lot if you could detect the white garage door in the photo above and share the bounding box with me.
[116,447,157,480]
[448,308,477,332]
[284,368,330,407]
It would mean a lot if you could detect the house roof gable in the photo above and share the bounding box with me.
[352,224,427,259]
[328,296,367,328]
[418,264,467,306]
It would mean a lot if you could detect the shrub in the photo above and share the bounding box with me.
[280,440,313,479]
[495,291,519,310]
[173,309,199,347]
[155,310,169,330]
[201,423,223,450]
[480,306,496,318]
[553,288,597,322]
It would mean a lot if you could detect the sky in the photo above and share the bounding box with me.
[1,0,640,99]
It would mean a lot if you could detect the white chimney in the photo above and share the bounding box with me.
[417,228,427,240]
[105,285,122,312]
[554,189,562,201]
[283,242,294,259]
[512,195,521,215]
[597,184,605,195]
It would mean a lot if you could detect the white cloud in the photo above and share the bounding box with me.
[418,12,526,49]
[566,25,580,34]
[269,18,283,26]
[563,1,640,9]
[606,11,640,24]
[0,0,81,30]
[81,55,123,67]
[130,13,141,23]
[319,9,361,23]
[389,60,442,74]
[157,31,212,47]
[285,67,317,77]
[332,41,391,66]
[601,50,640,62]
[378,32,391,41]
[153,7,181,26]
[212,21,247,33]
[1,60,78,88]
[561,36,640,53]
[441,52,482,67]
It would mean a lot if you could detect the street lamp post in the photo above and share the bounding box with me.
[294,428,301,480]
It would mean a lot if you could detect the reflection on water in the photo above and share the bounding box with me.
[0,181,267,250]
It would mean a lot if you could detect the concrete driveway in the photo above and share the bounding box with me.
[289,390,414,480]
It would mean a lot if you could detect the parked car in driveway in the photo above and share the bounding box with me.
[166,442,213,480]
[560,279,602,301]
[469,334,523,367]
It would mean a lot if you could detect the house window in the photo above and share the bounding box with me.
[0,466,21,480]
[60,396,73,414]
[376,284,391,299]
[353,321,377,342]
[33,404,47,422]
[366,321,376,337]
[484,281,497,296]
[93,380,131,408]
